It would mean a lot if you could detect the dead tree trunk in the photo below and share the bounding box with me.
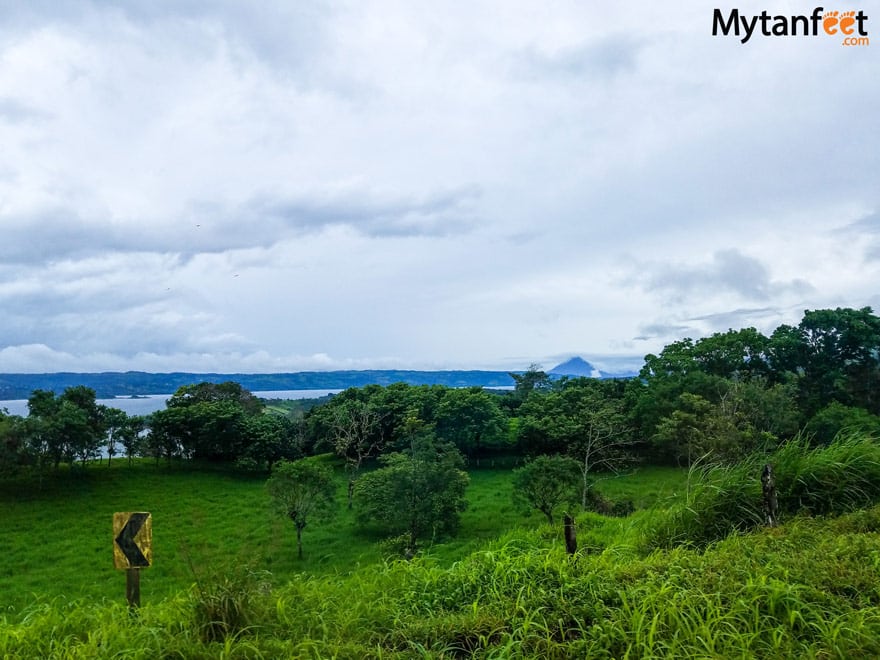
[563,513,577,555]
[761,463,778,527]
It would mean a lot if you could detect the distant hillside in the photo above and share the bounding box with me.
[0,370,518,400]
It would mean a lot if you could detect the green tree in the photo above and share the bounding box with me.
[329,400,384,509]
[151,382,262,462]
[25,388,104,469]
[805,402,880,445]
[511,454,580,524]
[354,432,468,555]
[564,388,633,510]
[651,392,715,466]
[99,406,128,466]
[769,307,880,415]
[119,415,147,466]
[266,458,337,560]
[508,364,552,406]
[652,379,800,465]
[51,401,95,467]
[147,408,187,464]
[167,381,263,415]
[239,414,302,472]
[305,383,444,456]
[518,380,634,507]
[0,410,27,477]
[435,387,508,465]
[24,390,57,476]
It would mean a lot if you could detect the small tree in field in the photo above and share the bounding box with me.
[354,430,468,556]
[512,455,580,524]
[266,458,337,559]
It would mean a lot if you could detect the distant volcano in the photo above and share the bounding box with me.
[549,357,602,378]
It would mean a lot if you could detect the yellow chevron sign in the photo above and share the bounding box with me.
[113,512,152,569]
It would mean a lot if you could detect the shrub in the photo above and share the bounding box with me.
[805,402,880,445]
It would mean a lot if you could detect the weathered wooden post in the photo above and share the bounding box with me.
[126,569,141,609]
[563,513,577,555]
[113,512,152,610]
[761,464,778,527]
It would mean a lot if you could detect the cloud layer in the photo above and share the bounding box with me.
[0,1,877,374]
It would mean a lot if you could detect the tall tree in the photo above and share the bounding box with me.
[518,380,634,507]
[508,364,552,405]
[25,387,104,469]
[0,411,27,477]
[120,415,147,466]
[166,381,263,415]
[330,400,384,509]
[435,387,507,465]
[769,308,880,415]
[152,382,261,462]
[240,414,302,472]
[99,406,128,466]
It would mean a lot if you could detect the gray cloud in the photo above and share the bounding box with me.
[840,212,880,262]
[0,97,48,123]
[687,307,780,331]
[0,186,479,263]
[637,250,814,302]
[633,322,698,342]
[516,35,642,82]
[240,186,480,239]
[842,212,880,235]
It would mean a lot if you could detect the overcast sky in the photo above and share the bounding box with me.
[0,1,877,375]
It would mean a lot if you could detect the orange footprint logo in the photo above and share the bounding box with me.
[838,10,857,35]
[823,10,839,34]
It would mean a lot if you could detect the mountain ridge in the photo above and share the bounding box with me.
[0,361,640,400]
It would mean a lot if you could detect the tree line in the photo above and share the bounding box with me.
[3,306,879,478]
[3,306,880,553]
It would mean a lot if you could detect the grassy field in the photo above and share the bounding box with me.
[0,459,687,613]
[6,440,880,658]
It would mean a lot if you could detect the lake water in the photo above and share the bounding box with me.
[0,389,342,418]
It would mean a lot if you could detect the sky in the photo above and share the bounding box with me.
[0,1,877,375]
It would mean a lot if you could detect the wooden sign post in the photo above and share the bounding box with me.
[113,512,152,609]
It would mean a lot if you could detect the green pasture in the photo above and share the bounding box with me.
[0,460,687,613]
[5,439,880,657]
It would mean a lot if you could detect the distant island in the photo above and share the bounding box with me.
[0,358,638,400]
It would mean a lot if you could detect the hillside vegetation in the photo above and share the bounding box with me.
[3,436,880,657]
[4,307,880,656]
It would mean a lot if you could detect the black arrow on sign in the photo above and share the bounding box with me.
[115,512,150,567]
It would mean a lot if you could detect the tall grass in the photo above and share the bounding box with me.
[5,504,880,657]
[644,433,880,549]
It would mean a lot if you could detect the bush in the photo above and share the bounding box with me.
[583,486,635,517]
[805,402,880,445]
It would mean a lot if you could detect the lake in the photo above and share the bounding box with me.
[0,389,342,418]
